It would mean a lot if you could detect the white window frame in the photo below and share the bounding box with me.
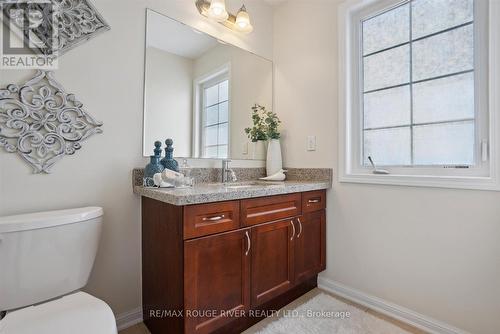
[192,63,231,158]
[338,0,500,190]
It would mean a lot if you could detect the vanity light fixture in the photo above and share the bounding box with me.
[235,5,253,33]
[207,0,229,22]
[195,0,254,34]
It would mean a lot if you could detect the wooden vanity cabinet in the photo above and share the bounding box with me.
[294,210,326,284]
[142,190,326,334]
[250,219,295,307]
[184,229,251,334]
[240,193,301,226]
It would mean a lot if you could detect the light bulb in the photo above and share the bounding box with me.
[235,5,253,33]
[207,0,229,22]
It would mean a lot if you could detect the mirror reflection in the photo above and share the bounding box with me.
[143,9,273,160]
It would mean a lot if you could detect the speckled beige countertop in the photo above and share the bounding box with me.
[134,180,331,206]
[132,167,332,206]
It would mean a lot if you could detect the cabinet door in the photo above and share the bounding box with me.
[184,229,251,334]
[294,210,326,284]
[251,219,295,307]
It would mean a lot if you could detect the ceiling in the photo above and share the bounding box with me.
[146,10,218,59]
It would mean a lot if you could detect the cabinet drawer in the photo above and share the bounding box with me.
[241,194,301,226]
[184,201,240,239]
[302,190,326,213]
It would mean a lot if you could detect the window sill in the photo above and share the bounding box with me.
[339,172,500,191]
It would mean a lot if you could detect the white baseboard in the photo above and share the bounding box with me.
[116,307,143,331]
[318,277,470,334]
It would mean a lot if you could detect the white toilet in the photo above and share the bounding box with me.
[0,207,117,334]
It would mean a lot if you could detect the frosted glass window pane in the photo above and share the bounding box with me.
[363,4,409,55]
[412,25,473,81]
[219,80,229,102]
[364,127,411,166]
[218,123,228,145]
[412,0,473,39]
[413,72,474,124]
[205,105,218,126]
[218,145,228,158]
[205,85,218,106]
[205,146,218,158]
[364,45,410,91]
[364,86,411,129]
[414,121,474,165]
[205,126,218,146]
[219,102,229,123]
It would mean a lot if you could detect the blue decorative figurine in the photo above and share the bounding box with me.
[144,141,165,186]
[161,138,179,172]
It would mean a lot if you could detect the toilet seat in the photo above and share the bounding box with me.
[0,292,117,334]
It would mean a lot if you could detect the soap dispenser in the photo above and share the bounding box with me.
[160,138,179,172]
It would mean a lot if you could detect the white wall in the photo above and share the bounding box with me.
[273,1,500,334]
[193,44,273,159]
[144,47,193,156]
[0,0,274,317]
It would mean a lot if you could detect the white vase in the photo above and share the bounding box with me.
[251,140,267,160]
[266,139,283,176]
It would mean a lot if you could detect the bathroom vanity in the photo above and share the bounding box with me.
[138,11,331,332]
[135,178,329,334]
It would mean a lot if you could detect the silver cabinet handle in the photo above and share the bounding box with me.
[245,231,251,256]
[308,198,320,203]
[202,214,225,221]
[290,220,296,240]
[297,218,303,238]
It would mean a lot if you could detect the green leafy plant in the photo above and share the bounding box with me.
[244,104,281,142]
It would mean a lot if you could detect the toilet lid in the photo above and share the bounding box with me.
[0,292,117,334]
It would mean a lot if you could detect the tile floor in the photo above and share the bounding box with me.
[119,289,427,334]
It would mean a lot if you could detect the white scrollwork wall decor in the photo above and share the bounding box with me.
[0,70,103,173]
[3,0,110,57]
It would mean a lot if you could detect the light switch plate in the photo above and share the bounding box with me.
[307,136,316,151]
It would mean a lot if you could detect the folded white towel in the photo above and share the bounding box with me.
[153,173,174,188]
[260,169,287,181]
[161,169,183,183]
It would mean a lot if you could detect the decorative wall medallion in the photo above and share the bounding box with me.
[3,0,110,57]
[0,70,103,173]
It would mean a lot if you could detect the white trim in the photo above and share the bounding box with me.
[338,0,500,191]
[116,307,143,331]
[318,277,471,334]
[192,62,231,158]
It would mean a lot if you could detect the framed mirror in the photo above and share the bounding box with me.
[143,9,273,160]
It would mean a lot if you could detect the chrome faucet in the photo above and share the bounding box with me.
[222,159,237,183]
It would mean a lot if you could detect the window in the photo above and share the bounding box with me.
[193,64,230,159]
[362,0,476,167]
[201,78,229,158]
[339,0,500,190]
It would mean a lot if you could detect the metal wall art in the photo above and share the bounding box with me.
[3,0,110,57]
[0,70,103,173]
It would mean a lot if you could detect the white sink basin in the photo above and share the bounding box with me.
[224,184,256,189]
[223,181,280,189]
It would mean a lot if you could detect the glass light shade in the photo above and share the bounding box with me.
[207,0,229,22]
[235,6,253,33]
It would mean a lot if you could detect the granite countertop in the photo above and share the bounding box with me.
[134,180,331,206]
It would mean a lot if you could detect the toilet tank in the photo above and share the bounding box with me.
[0,207,103,311]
